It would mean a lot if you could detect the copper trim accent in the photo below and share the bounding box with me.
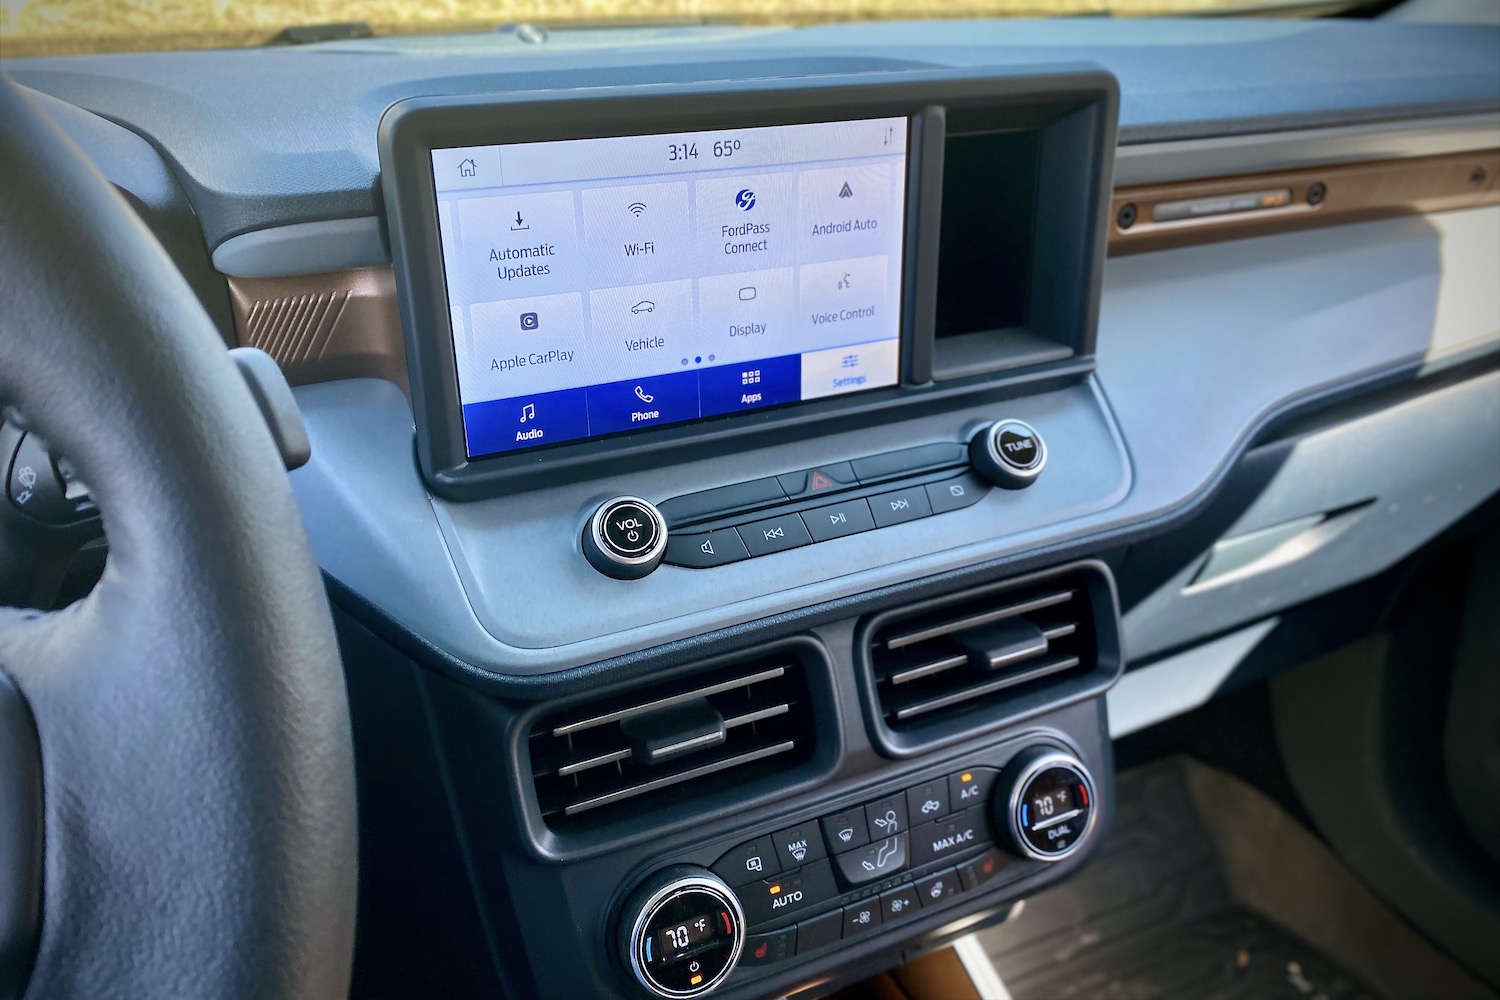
[225,150,1500,388]
[1109,149,1500,256]
[227,266,407,393]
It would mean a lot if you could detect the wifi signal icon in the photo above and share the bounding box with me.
[627,202,647,218]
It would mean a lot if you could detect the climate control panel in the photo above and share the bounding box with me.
[615,746,1098,997]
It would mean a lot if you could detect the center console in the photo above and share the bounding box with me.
[363,64,1126,999]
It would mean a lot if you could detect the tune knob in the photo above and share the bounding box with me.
[995,746,1097,862]
[969,419,1046,489]
[618,866,745,998]
[584,496,668,580]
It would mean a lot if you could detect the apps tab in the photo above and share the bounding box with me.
[698,354,800,418]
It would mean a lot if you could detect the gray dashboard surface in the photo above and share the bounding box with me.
[7,18,1500,246]
[287,207,1500,675]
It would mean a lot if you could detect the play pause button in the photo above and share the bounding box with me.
[803,498,876,542]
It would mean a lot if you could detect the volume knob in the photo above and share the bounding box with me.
[584,496,668,580]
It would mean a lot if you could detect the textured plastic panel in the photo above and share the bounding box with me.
[1123,371,1500,662]
[8,20,1499,246]
[290,377,1129,665]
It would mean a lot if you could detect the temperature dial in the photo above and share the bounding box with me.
[618,866,745,998]
[996,746,1097,862]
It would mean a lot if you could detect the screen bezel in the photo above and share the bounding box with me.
[379,69,1116,500]
[431,116,915,464]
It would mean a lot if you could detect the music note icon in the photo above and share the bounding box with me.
[520,402,536,423]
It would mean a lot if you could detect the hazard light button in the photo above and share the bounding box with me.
[664,527,750,568]
[778,462,857,500]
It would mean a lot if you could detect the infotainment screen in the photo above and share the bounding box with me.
[430,117,909,458]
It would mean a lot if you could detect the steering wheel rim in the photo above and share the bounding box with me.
[0,76,356,1000]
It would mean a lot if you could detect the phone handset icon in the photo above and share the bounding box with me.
[634,386,655,404]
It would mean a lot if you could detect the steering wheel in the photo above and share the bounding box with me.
[0,77,357,999]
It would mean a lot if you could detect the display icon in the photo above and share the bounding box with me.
[519,311,539,330]
[734,188,756,211]
[738,286,757,301]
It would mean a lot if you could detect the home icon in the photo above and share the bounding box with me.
[458,157,476,177]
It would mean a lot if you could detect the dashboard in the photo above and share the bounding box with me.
[4,15,1499,1000]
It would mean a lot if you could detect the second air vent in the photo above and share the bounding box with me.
[858,562,1121,754]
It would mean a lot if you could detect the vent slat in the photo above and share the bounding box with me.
[723,703,791,727]
[551,666,786,737]
[561,741,798,816]
[890,653,969,686]
[557,748,632,778]
[883,590,1075,649]
[891,655,1082,721]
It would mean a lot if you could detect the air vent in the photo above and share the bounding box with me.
[862,563,1119,750]
[529,648,820,829]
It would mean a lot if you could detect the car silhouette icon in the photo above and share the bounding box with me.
[630,300,656,314]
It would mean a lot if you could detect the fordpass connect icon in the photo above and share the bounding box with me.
[734,189,756,211]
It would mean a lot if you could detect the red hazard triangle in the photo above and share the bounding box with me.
[810,471,835,490]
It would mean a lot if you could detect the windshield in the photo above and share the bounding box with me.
[2,0,1371,57]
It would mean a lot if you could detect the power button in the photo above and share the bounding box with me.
[584,496,667,579]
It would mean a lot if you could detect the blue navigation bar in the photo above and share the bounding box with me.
[462,353,803,457]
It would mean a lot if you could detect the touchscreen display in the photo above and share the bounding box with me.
[430,117,909,458]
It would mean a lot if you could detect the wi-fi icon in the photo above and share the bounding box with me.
[627,202,647,217]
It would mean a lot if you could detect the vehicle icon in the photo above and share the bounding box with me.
[630,300,655,314]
